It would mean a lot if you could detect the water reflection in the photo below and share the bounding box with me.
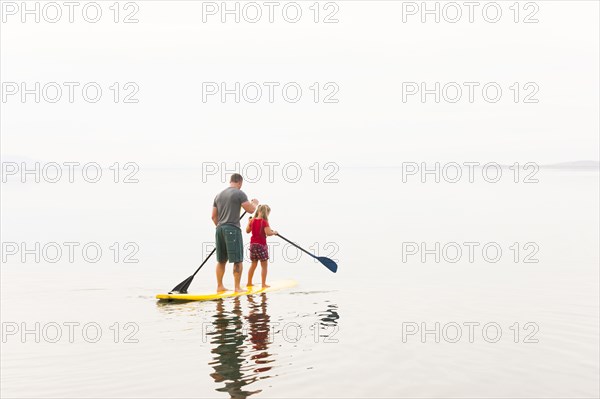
[318,303,339,325]
[203,294,340,398]
[206,294,275,398]
[245,295,273,374]
[207,296,259,398]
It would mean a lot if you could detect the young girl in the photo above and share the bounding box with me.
[246,204,278,288]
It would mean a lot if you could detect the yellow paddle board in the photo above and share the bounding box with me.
[156,279,297,301]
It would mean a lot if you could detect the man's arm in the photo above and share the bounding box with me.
[211,206,218,226]
[241,198,259,214]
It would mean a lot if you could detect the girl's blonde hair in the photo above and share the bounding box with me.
[254,204,271,221]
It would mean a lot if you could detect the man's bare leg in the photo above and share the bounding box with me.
[216,262,228,292]
[233,262,245,292]
[246,260,258,287]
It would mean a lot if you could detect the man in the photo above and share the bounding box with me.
[212,173,258,292]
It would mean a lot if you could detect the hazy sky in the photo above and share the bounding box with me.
[1,1,598,167]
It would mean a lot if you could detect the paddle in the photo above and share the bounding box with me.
[169,212,248,294]
[276,233,338,273]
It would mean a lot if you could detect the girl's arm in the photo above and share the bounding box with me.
[246,217,253,234]
[264,226,278,236]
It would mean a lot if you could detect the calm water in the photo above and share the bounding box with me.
[1,168,599,398]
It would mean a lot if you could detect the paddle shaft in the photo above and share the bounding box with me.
[276,233,338,273]
[276,234,318,260]
[190,211,247,278]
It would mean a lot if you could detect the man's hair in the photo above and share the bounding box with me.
[230,173,243,183]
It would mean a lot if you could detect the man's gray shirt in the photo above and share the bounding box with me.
[213,187,249,228]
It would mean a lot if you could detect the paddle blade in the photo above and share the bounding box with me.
[317,257,338,273]
[170,275,194,294]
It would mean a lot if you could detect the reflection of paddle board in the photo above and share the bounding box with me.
[156,280,297,302]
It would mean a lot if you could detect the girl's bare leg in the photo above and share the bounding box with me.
[260,260,269,288]
[247,260,258,286]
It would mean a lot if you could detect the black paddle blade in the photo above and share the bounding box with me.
[317,257,338,273]
[169,275,194,294]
